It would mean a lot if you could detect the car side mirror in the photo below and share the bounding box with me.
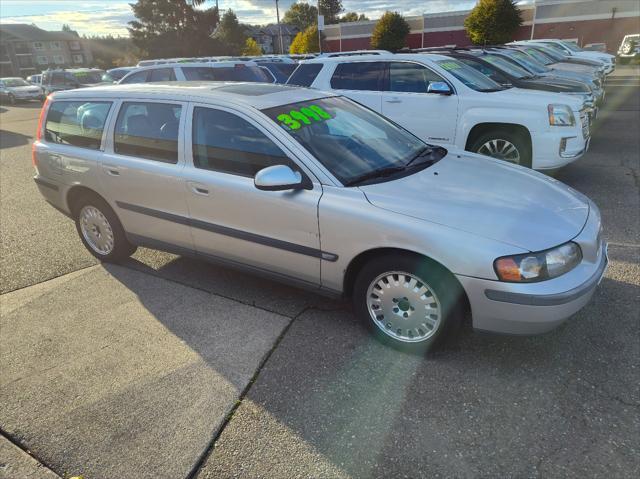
[254,165,307,191]
[427,82,452,95]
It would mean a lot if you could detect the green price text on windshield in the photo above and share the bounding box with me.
[276,104,332,131]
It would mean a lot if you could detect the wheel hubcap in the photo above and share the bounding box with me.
[366,271,442,343]
[79,205,114,255]
[477,139,521,164]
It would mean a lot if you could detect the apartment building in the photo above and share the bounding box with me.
[0,24,94,77]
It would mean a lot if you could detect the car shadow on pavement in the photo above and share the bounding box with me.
[101,251,639,478]
[198,276,639,478]
[0,130,31,149]
[122,252,347,317]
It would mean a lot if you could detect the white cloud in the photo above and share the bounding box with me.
[0,0,504,36]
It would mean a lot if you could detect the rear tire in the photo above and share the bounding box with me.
[8,94,15,105]
[72,194,136,262]
[352,253,465,354]
[469,129,532,168]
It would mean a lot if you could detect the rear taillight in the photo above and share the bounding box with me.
[36,95,50,141]
[33,95,50,170]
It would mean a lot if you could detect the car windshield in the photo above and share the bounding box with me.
[2,78,30,87]
[436,59,504,91]
[261,96,444,185]
[73,71,104,84]
[523,47,553,65]
[532,45,565,62]
[505,50,549,74]
[482,54,531,79]
[560,41,582,52]
[540,43,570,57]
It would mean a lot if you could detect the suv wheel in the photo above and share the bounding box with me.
[352,254,464,354]
[73,194,136,262]
[8,94,15,105]
[469,129,532,168]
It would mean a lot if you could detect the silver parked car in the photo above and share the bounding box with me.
[32,83,607,352]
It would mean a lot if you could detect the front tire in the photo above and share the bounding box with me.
[73,194,136,262]
[469,129,532,168]
[352,254,465,354]
[8,94,15,105]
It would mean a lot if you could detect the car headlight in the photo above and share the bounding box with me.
[494,242,582,282]
[548,104,575,126]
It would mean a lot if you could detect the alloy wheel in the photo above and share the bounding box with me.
[366,271,442,343]
[79,205,115,255]
[477,139,521,164]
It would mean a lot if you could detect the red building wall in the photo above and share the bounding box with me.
[324,15,638,53]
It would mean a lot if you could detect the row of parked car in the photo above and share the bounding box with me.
[104,39,615,171]
[30,38,615,352]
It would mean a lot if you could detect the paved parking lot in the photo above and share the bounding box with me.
[1,67,639,478]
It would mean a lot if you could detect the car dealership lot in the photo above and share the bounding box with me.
[1,68,638,478]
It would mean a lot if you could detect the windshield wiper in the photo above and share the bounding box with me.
[405,146,445,168]
[344,165,406,186]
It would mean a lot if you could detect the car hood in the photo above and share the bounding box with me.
[520,75,591,93]
[491,87,584,111]
[359,152,589,252]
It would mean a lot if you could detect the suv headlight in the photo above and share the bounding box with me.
[494,242,582,282]
[548,104,575,126]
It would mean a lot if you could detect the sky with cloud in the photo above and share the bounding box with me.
[0,1,488,36]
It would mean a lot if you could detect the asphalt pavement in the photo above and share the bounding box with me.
[0,68,638,478]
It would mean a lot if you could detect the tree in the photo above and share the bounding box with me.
[213,9,247,55]
[339,12,368,23]
[464,0,523,45]
[62,24,73,32]
[283,2,318,31]
[243,37,262,56]
[290,25,320,54]
[319,0,343,24]
[128,0,220,58]
[371,12,409,52]
[84,35,142,69]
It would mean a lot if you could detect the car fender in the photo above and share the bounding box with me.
[456,105,542,150]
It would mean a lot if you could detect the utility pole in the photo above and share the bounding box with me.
[530,0,537,40]
[276,0,284,54]
[317,1,323,54]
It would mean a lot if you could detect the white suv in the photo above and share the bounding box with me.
[291,54,590,170]
[119,61,272,84]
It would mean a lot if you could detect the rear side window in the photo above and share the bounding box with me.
[120,70,149,84]
[286,63,322,87]
[330,62,385,91]
[192,107,293,177]
[149,68,176,82]
[182,66,269,82]
[389,62,446,93]
[114,102,182,163]
[44,101,112,150]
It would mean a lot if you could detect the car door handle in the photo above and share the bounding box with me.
[385,98,402,104]
[103,164,120,176]
[188,181,209,196]
[48,154,63,173]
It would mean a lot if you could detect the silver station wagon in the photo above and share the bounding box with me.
[33,83,608,352]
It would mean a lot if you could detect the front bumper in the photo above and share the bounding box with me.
[13,92,42,100]
[457,207,607,335]
[531,120,589,170]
